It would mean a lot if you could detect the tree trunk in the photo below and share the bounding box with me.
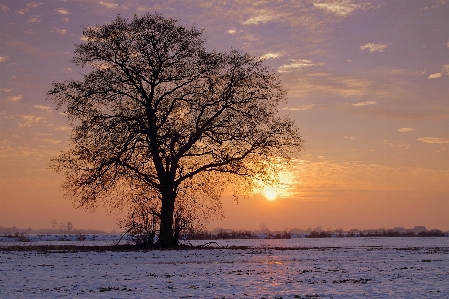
[156,187,177,247]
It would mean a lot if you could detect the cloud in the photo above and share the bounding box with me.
[55,126,71,131]
[10,3,42,16]
[352,101,377,107]
[428,73,442,79]
[27,16,41,23]
[360,43,388,52]
[5,40,51,57]
[226,28,236,35]
[313,1,377,16]
[99,1,119,9]
[41,139,61,145]
[0,55,9,63]
[27,2,44,9]
[286,68,411,100]
[260,52,283,60]
[289,159,449,199]
[52,27,67,35]
[306,73,330,77]
[55,8,70,15]
[0,4,10,12]
[428,64,449,79]
[278,59,325,73]
[383,139,411,150]
[33,105,52,112]
[0,88,14,92]
[398,127,415,133]
[8,95,22,102]
[243,14,275,25]
[19,115,43,127]
[282,104,315,111]
[417,137,449,144]
[15,9,27,15]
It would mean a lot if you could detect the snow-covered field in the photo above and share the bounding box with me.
[1,237,448,298]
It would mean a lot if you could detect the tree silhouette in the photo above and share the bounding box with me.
[47,13,303,247]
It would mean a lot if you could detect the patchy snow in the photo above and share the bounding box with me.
[1,238,448,298]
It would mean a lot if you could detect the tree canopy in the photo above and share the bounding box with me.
[47,13,303,247]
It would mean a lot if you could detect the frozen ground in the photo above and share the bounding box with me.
[1,237,448,298]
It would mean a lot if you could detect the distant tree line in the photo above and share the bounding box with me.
[181,229,447,240]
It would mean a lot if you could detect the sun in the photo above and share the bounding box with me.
[262,187,278,201]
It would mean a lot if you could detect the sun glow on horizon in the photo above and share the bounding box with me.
[262,187,278,201]
[255,169,295,201]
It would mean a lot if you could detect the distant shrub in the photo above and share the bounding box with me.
[58,235,70,241]
[14,232,30,242]
[267,231,292,239]
[307,230,331,238]
[419,230,445,237]
[76,233,86,241]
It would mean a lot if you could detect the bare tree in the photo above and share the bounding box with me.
[66,221,73,232]
[47,13,302,247]
[335,228,344,237]
[59,222,66,233]
[50,219,58,229]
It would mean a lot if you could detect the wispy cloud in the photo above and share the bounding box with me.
[52,27,67,35]
[55,8,70,15]
[5,40,51,57]
[260,52,283,60]
[313,1,378,16]
[352,101,377,107]
[0,4,9,12]
[27,16,41,23]
[18,115,43,127]
[0,55,9,63]
[99,1,119,9]
[285,68,411,100]
[428,64,449,79]
[417,137,449,144]
[0,88,14,92]
[8,95,22,102]
[398,127,415,133]
[282,104,315,111]
[33,105,52,112]
[383,139,411,150]
[428,73,442,79]
[27,2,44,9]
[15,9,27,15]
[243,14,276,25]
[41,139,61,145]
[289,159,449,197]
[226,28,236,35]
[360,43,388,52]
[55,126,71,131]
[278,59,324,73]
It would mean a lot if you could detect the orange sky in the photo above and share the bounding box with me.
[1,0,448,232]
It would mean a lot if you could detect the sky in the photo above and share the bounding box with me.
[1,0,449,232]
